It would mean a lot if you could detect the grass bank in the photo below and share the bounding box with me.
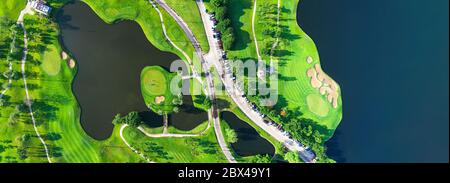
[123,125,227,163]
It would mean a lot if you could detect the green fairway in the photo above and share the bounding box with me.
[164,0,209,52]
[276,0,342,134]
[0,0,26,20]
[141,66,181,114]
[41,45,61,76]
[123,125,228,163]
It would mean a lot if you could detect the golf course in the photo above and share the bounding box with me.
[0,0,342,163]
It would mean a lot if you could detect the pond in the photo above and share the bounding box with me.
[221,111,275,157]
[169,94,209,131]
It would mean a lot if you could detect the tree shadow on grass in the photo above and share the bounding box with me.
[144,141,173,160]
[194,138,218,155]
[228,0,252,51]
[278,73,297,81]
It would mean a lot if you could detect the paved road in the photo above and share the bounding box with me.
[196,0,316,163]
[152,0,237,163]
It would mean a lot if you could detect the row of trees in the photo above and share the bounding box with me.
[258,2,283,57]
[210,0,235,50]
[249,154,272,163]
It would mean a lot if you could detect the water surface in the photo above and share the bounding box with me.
[298,0,449,162]
[221,111,275,157]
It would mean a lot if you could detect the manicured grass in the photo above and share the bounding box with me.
[276,0,342,136]
[41,45,61,76]
[164,0,210,52]
[0,0,26,21]
[123,125,228,163]
[141,120,209,135]
[141,66,181,114]
[142,68,167,95]
[306,94,330,117]
[167,121,209,134]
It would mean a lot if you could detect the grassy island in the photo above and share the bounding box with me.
[141,66,182,114]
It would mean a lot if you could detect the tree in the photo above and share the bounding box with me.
[211,0,227,8]
[250,154,272,163]
[262,40,274,56]
[45,132,62,141]
[123,111,143,127]
[222,27,235,50]
[194,94,212,110]
[284,151,301,163]
[216,19,231,32]
[17,148,27,160]
[313,130,322,144]
[203,98,212,109]
[215,7,227,21]
[225,128,238,143]
[112,113,123,125]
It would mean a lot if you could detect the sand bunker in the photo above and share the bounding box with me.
[307,64,339,108]
[155,96,165,104]
[306,56,313,64]
[61,51,68,60]
[68,59,76,69]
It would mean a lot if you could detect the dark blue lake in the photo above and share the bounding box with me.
[298,0,449,162]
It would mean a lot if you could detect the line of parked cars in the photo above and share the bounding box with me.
[209,12,227,60]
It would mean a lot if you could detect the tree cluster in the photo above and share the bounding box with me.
[210,0,235,50]
[194,94,212,110]
[112,111,143,127]
[258,2,283,57]
[249,154,272,163]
